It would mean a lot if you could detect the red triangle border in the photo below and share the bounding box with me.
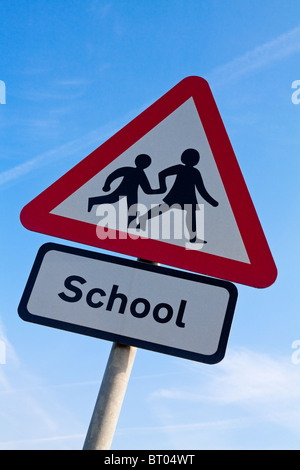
[20,76,277,288]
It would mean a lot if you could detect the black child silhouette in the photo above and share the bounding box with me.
[88,154,160,227]
[137,148,219,243]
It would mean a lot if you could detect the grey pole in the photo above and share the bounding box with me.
[83,342,137,450]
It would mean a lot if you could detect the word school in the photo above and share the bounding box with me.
[58,275,187,328]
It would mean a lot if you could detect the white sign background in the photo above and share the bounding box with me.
[18,243,238,364]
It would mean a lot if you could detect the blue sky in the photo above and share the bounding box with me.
[0,0,300,450]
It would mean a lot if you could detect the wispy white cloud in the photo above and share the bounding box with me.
[55,78,91,87]
[208,24,300,86]
[117,417,246,435]
[0,361,86,449]
[146,348,300,449]
[87,1,113,18]
[151,348,300,430]
[0,433,84,450]
[0,124,116,189]
[0,379,101,396]
[205,349,300,406]
[24,88,87,102]
[3,25,300,191]
[0,102,145,190]
[0,310,87,450]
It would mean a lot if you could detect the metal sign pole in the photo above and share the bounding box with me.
[82,259,158,451]
[83,341,137,450]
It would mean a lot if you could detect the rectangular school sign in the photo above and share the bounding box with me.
[18,243,237,364]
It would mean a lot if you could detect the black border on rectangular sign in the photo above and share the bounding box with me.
[18,243,238,364]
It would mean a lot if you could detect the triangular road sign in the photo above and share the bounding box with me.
[20,76,277,288]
